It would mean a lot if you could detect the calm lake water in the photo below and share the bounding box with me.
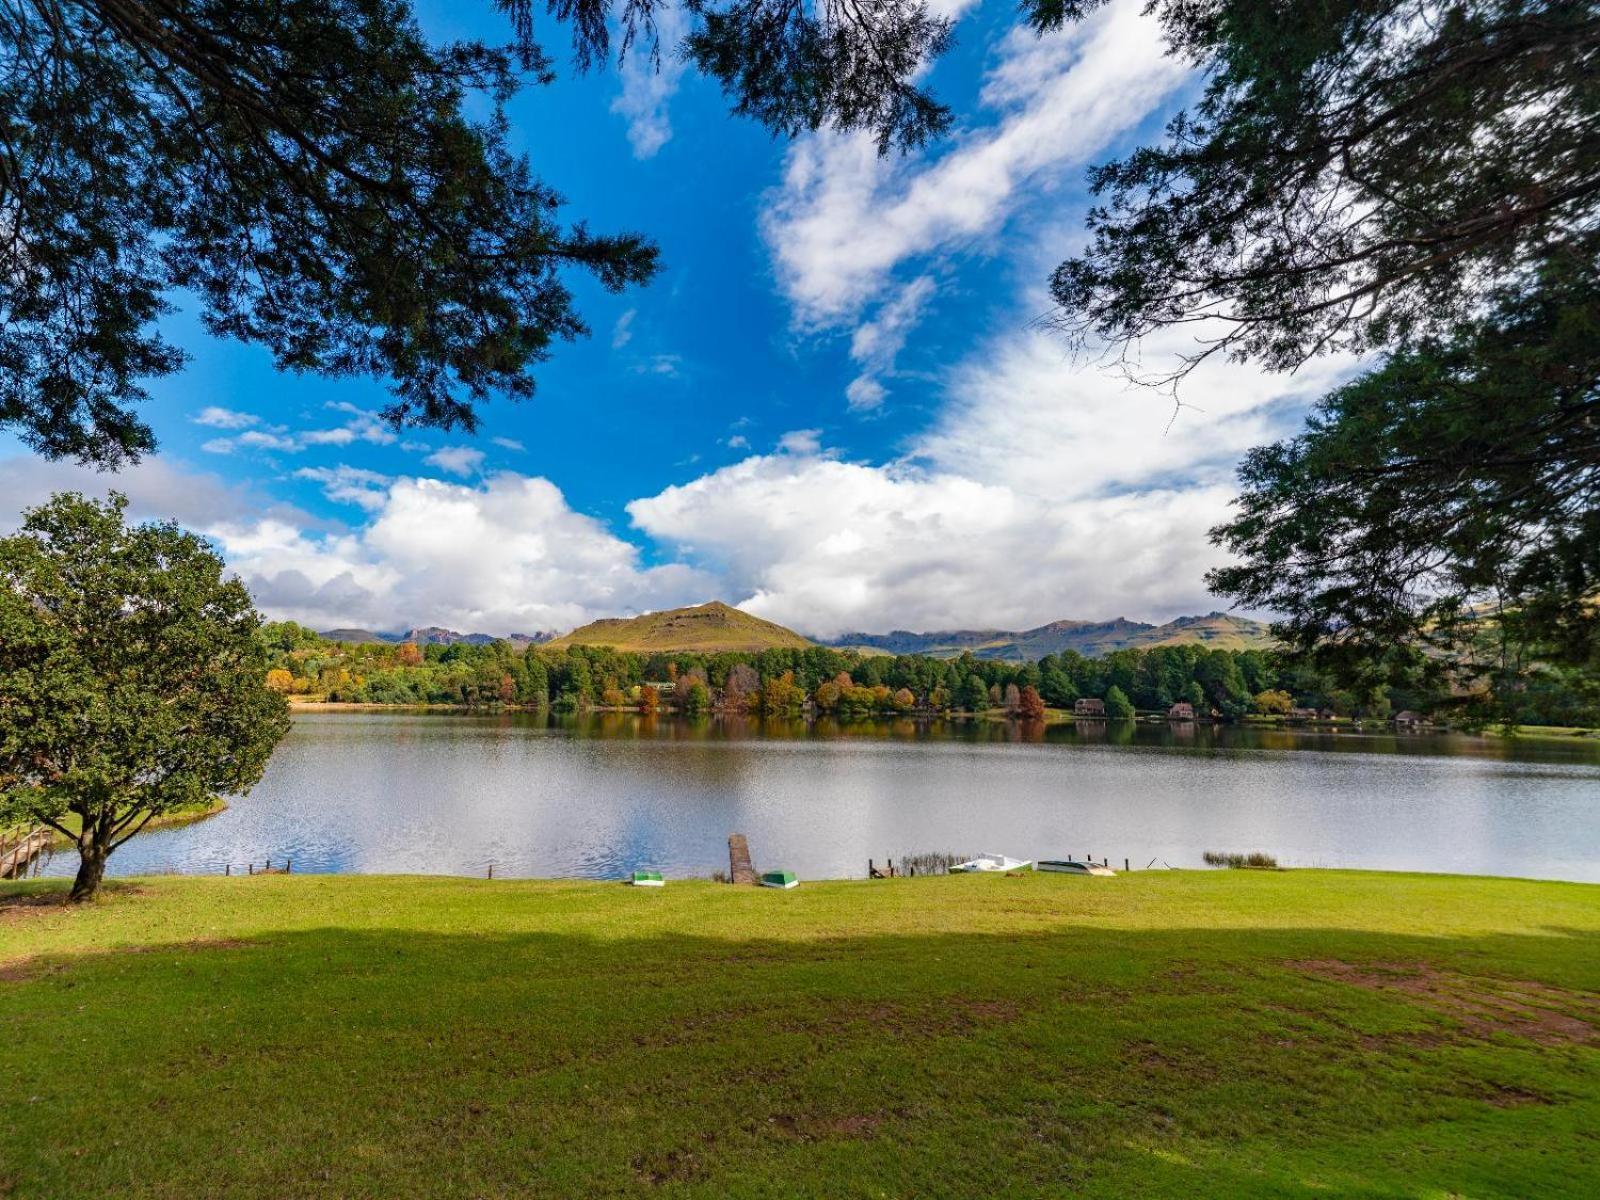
[40,712,1600,884]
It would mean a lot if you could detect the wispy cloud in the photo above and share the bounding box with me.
[193,406,258,430]
[425,446,486,477]
[845,275,936,412]
[763,2,1186,327]
[612,308,636,349]
[491,437,526,452]
[611,10,687,158]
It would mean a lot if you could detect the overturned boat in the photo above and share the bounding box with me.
[951,853,1032,873]
[1037,860,1116,877]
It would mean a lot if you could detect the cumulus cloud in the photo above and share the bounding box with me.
[628,453,1242,638]
[217,474,715,633]
[619,321,1353,637]
[764,1,1186,326]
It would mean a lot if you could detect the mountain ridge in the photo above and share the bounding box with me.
[822,612,1273,661]
[313,607,1271,659]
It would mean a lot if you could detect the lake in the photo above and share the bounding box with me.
[39,711,1600,883]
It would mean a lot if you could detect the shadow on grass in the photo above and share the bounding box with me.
[1,908,1596,1199]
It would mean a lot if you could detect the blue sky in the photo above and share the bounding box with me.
[1,0,1347,637]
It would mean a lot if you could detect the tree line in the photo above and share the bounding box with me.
[258,623,1600,726]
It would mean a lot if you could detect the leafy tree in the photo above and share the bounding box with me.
[0,0,962,464]
[639,683,659,716]
[958,675,989,712]
[1017,685,1046,721]
[1252,689,1293,716]
[264,668,294,694]
[518,653,549,707]
[1103,685,1134,721]
[1035,0,1598,705]
[683,680,711,715]
[0,493,289,900]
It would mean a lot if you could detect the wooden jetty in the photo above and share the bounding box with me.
[727,833,758,885]
[1,826,52,880]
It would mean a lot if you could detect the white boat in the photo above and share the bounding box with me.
[951,853,1032,873]
[1037,860,1116,877]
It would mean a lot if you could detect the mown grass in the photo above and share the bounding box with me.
[1,870,1596,1198]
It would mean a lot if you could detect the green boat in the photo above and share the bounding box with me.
[760,870,798,889]
[629,870,664,887]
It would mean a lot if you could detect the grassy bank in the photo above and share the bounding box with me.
[2,870,1596,1197]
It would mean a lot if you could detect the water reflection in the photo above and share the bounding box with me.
[39,711,1600,884]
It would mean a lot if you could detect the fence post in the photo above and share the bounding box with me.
[1124,858,1130,872]
[286,859,292,874]
[487,863,494,880]
[248,862,253,876]
[225,863,230,876]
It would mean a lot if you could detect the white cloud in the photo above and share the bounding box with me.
[611,10,688,158]
[193,406,258,430]
[424,446,485,477]
[612,308,636,349]
[237,430,301,452]
[220,474,715,633]
[726,434,750,451]
[627,452,1240,638]
[764,1,1186,326]
[491,437,526,452]
[294,465,393,511]
[845,274,935,411]
[196,402,397,455]
[777,429,824,455]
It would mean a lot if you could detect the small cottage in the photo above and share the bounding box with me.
[1393,710,1426,729]
[1074,697,1107,718]
[1167,701,1196,721]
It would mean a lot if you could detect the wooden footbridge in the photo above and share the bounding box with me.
[1,827,52,880]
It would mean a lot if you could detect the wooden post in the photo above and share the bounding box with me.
[1124,858,1130,872]
[286,859,292,874]
[487,864,494,880]
[888,858,895,878]
[248,862,253,876]
[225,863,230,876]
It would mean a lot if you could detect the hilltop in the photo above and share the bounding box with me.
[826,612,1274,661]
[547,602,813,653]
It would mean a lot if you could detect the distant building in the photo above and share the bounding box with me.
[1167,701,1196,721]
[1290,707,1319,720]
[1393,710,1427,729]
[1074,698,1106,718]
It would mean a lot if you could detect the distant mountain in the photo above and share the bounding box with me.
[315,627,558,648]
[825,612,1273,662]
[548,602,812,653]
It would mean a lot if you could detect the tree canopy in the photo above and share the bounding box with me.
[1034,0,1598,709]
[0,493,289,900]
[0,0,959,465]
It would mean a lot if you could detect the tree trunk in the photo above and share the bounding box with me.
[69,839,109,903]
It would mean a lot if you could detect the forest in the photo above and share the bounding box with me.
[258,623,1596,727]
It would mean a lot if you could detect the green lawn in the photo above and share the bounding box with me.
[2,870,1596,1198]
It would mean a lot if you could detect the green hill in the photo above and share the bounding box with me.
[549,602,813,653]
